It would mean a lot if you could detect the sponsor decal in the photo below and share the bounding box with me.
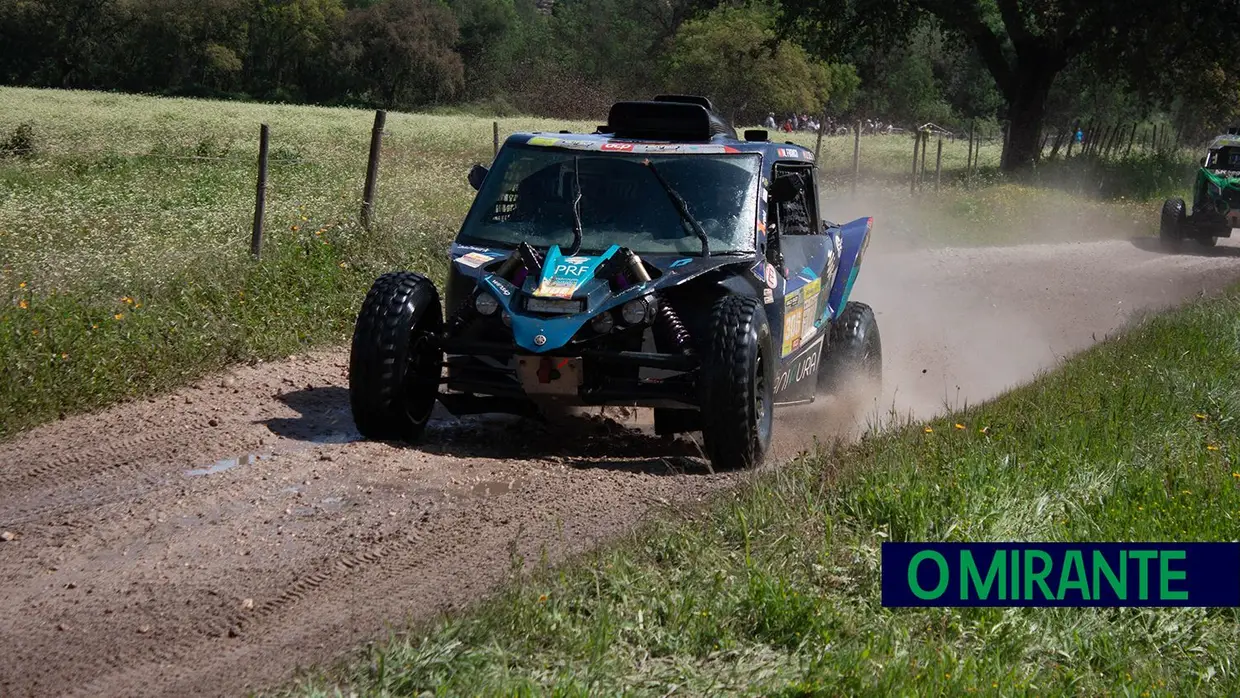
[669,258,693,268]
[524,137,744,155]
[774,336,823,394]
[457,251,495,268]
[763,288,774,305]
[782,290,804,357]
[552,263,591,277]
[485,278,513,296]
[777,147,800,158]
[765,263,778,289]
[800,278,821,342]
[564,256,591,264]
[534,278,578,299]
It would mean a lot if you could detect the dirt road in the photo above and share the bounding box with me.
[1,237,1237,697]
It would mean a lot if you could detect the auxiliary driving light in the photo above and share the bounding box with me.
[621,295,656,325]
[474,292,499,316]
[591,312,615,334]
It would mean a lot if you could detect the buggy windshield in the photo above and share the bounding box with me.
[1206,145,1240,172]
[457,144,761,255]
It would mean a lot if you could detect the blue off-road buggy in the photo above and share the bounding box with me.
[348,95,880,470]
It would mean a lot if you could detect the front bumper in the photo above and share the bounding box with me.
[435,337,700,412]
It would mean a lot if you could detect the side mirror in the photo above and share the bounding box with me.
[468,164,489,191]
[1201,157,1207,166]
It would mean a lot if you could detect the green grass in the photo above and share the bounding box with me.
[0,87,1189,438]
[0,86,595,438]
[287,285,1240,697]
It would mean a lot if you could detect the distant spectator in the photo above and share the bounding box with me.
[764,112,776,129]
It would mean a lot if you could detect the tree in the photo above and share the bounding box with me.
[783,0,1240,171]
[338,0,464,107]
[664,4,857,124]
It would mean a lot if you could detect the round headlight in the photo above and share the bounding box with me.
[474,292,499,316]
[591,311,615,334]
[621,297,651,325]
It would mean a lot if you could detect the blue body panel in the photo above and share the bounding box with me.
[827,216,873,318]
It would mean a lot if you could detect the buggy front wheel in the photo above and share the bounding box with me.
[348,272,444,442]
[1159,198,1186,250]
[698,295,775,470]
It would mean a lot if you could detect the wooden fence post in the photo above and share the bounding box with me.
[851,119,861,197]
[493,121,500,157]
[250,123,269,259]
[1126,122,1137,157]
[1066,119,1078,158]
[360,109,387,229]
[966,120,975,176]
[1151,124,1158,153]
[919,130,929,191]
[910,131,920,196]
[935,135,943,191]
[813,113,826,161]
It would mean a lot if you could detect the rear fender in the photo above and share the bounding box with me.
[827,216,873,319]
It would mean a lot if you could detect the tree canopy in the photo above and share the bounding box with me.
[0,0,1237,159]
[664,4,858,123]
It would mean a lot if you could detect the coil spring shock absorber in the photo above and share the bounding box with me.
[655,295,694,355]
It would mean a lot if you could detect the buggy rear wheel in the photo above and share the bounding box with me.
[817,301,882,406]
[348,272,443,442]
[1159,198,1186,250]
[698,295,774,470]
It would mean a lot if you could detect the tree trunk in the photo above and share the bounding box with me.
[999,60,1058,172]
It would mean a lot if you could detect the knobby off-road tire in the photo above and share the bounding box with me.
[349,272,444,442]
[1159,198,1186,250]
[817,301,882,404]
[779,199,812,237]
[698,295,775,470]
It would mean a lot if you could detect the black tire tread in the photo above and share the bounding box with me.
[700,295,773,470]
[818,301,882,399]
[348,271,442,441]
[1160,198,1186,247]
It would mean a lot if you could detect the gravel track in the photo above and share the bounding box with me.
[1,236,1237,697]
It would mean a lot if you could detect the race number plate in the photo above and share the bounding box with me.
[517,356,583,396]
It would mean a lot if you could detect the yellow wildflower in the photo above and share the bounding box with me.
[954,423,965,430]
[924,426,933,433]
[18,281,26,289]
[18,299,28,309]
[1195,413,1208,421]
[1208,445,1221,452]
[114,313,124,320]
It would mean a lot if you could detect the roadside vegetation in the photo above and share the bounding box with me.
[288,282,1240,697]
[0,87,1202,438]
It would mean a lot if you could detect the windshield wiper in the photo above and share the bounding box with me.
[644,159,709,256]
[567,156,584,256]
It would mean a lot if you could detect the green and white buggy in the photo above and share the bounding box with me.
[1160,130,1240,249]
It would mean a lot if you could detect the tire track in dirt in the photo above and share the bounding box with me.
[1,236,1238,698]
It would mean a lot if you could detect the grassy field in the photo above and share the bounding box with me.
[0,87,1192,437]
[287,283,1240,697]
[0,87,592,438]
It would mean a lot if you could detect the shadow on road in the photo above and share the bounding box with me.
[1129,236,1240,257]
[262,387,710,476]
